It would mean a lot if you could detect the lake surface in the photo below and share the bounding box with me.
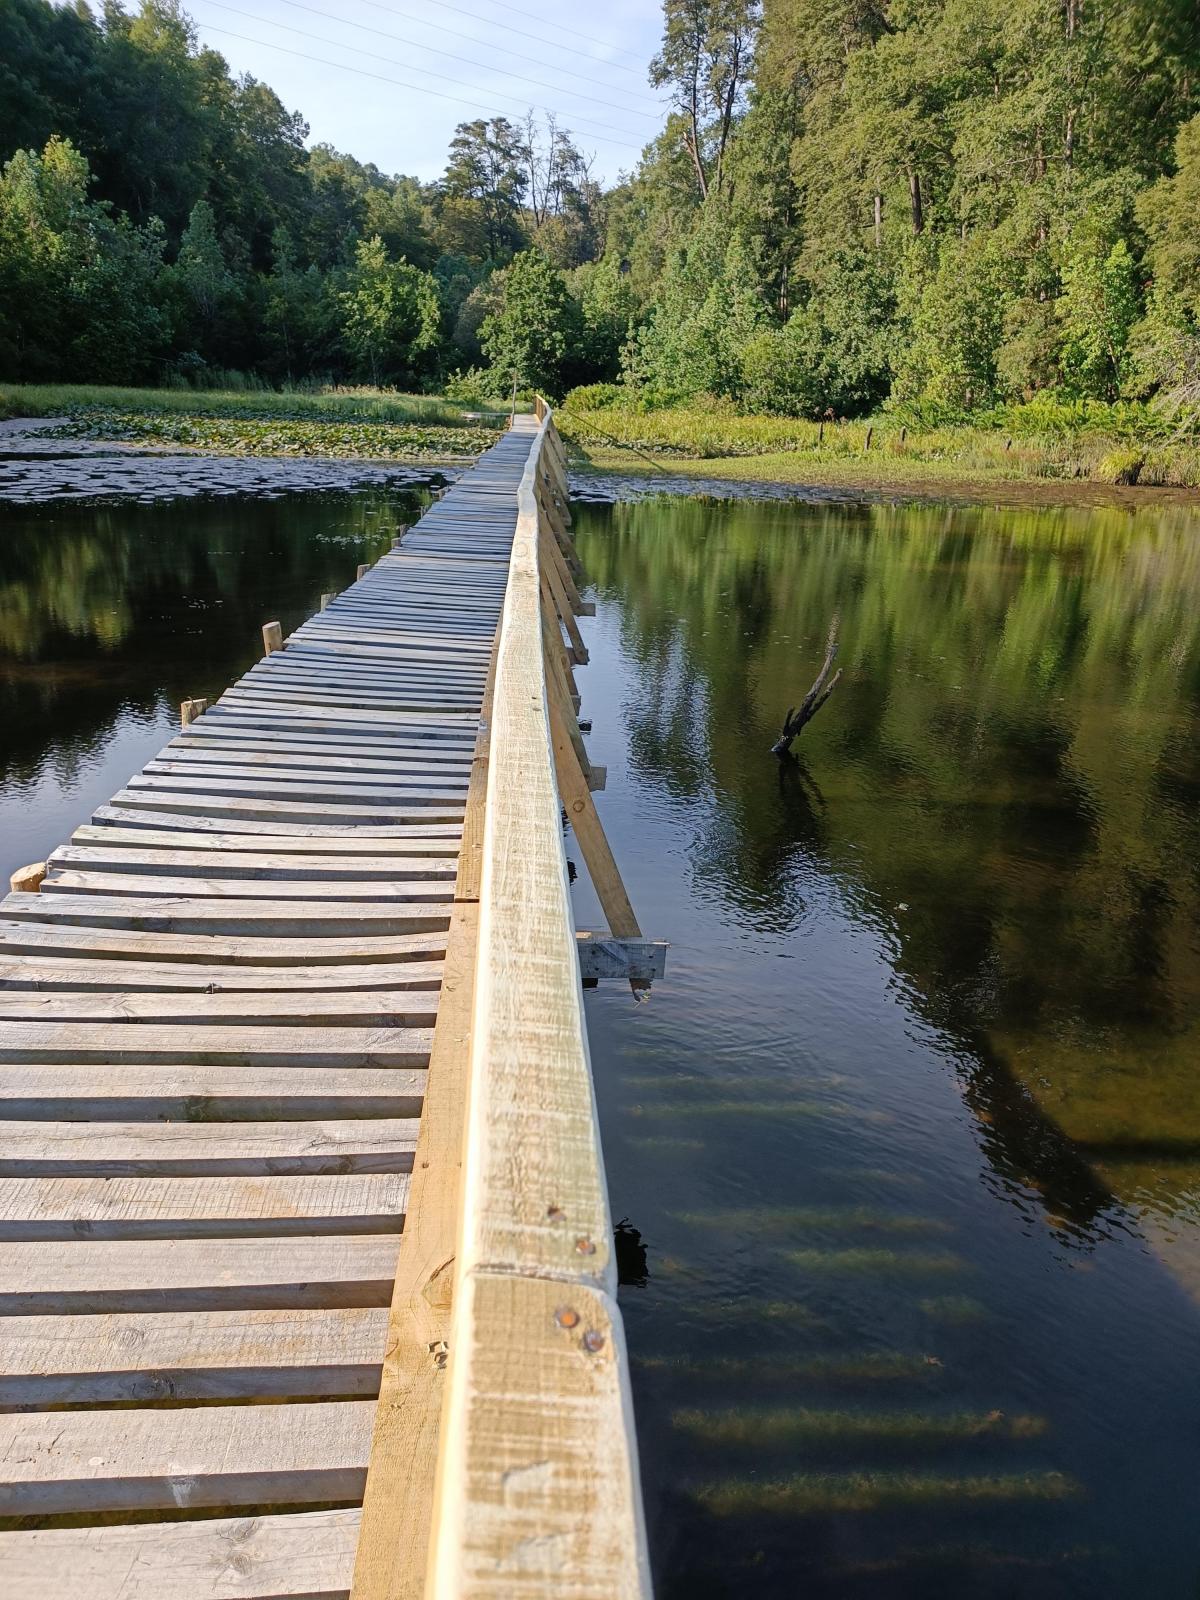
[2,478,1199,1596]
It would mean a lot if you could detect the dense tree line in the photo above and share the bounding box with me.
[0,0,618,389]
[4,0,1200,418]
[609,0,1200,420]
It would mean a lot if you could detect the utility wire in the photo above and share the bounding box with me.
[350,0,662,96]
[195,20,651,151]
[391,0,650,75]
[221,0,661,119]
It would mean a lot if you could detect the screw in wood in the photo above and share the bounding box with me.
[555,1307,580,1330]
[582,1330,606,1354]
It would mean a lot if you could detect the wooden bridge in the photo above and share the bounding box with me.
[0,404,657,1597]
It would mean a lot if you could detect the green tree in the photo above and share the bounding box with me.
[480,249,579,396]
[338,234,440,386]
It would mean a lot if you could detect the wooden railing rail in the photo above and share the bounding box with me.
[425,405,651,1597]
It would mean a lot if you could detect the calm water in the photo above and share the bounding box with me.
[3,482,1200,1595]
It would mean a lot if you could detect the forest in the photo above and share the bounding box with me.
[3,0,1200,430]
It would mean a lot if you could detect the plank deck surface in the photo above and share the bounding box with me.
[0,422,539,1592]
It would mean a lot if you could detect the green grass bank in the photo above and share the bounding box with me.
[557,396,1200,496]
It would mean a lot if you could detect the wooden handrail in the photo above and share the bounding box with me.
[424,406,651,1597]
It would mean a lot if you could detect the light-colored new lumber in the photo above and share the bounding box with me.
[423,407,649,1596]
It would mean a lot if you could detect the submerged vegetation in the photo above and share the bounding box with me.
[694,1470,1080,1516]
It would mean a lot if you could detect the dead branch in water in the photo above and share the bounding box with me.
[772,616,843,757]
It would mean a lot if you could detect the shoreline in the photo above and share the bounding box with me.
[567,446,1200,512]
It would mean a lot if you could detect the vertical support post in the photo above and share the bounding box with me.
[261,621,283,657]
[357,562,372,581]
[10,862,47,894]
[392,525,409,550]
[320,592,335,610]
[180,696,209,728]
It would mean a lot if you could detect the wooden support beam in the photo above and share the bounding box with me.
[391,526,409,550]
[320,592,335,610]
[180,697,209,728]
[546,679,640,940]
[540,539,588,665]
[261,621,283,657]
[356,562,372,581]
[576,933,667,983]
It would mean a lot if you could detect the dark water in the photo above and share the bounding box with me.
[0,484,435,877]
[2,483,1200,1595]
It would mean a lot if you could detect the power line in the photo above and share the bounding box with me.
[195,0,652,141]
[194,20,650,152]
[350,0,660,94]
[392,0,650,77]
[222,0,661,119]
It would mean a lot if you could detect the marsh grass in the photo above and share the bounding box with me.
[693,1469,1080,1516]
[0,382,487,427]
[559,398,1200,489]
[0,383,502,460]
[672,1406,1047,1445]
[919,1295,990,1325]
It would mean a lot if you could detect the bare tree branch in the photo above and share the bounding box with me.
[771,615,843,756]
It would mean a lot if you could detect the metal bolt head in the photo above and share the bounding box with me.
[574,1236,596,1256]
[555,1306,580,1330]
[547,1204,566,1222]
[583,1330,606,1354]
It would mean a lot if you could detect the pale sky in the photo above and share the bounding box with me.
[185,0,670,184]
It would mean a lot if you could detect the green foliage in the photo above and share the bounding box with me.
[479,250,580,397]
[337,236,441,388]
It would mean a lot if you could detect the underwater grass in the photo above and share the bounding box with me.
[919,1295,990,1325]
[673,1207,953,1236]
[672,1406,1047,1445]
[693,1468,1080,1516]
[632,1351,941,1383]
[628,1099,875,1120]
[784,1248,966,1274]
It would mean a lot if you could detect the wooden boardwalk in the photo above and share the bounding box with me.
[0,410,652,1598]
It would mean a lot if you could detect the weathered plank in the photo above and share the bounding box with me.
[0,1022,432,1065]
[0,1235,401,1312]
[0,1118,420,1178]
[0,1507,361,1600]
[0,1173,409,1239]
[0,1400,375,1512]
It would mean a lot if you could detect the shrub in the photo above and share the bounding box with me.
[1093,447,1144,484]
[562,382,624,411]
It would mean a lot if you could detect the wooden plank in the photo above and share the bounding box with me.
[0,1022,432,1066]
[102,791,466,826]
[0,1064,426,1121]
[0,955,445,992]
[420,410,649,1599]
[43,872,456,902]
[0,922,449,964]
[69,824,463,853]
[0,1399,375,1513]
[49,845,459,880]
[0,1173,409,1239]
[0,992,440,1025]
[3,897,452,939]
[90,806,463,839]
[429,1276,649,1600]
[0,1306,390,1404]
[0,1235,401,1312]
[0,1507,361,1600]
[0,1118,420,1179]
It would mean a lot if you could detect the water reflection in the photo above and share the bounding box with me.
[570,493,1200,1597]
[0,486,432,877]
